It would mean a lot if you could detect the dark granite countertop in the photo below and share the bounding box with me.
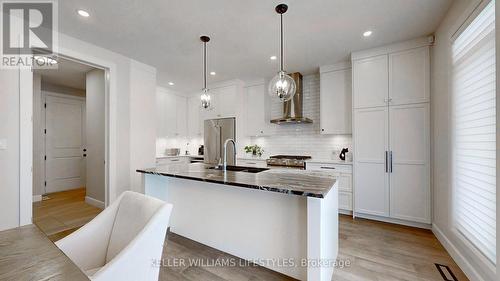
[137,163,336,198]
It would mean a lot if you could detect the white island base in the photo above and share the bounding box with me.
[143,174,338,281]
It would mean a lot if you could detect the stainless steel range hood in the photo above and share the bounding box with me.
[270,72,313,125]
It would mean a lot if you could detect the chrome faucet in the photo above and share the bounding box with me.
[223,138,236,171]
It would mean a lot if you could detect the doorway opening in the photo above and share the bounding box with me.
[32,57,106,240]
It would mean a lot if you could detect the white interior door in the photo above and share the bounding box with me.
[354,107,389,216]
[45,95,85,193]
[389,103,430,223]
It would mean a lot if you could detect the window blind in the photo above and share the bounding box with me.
[452,0,496,264]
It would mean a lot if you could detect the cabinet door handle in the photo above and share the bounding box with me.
[170,159,180,162]
[321,166,336,170]
[385,151,388,173]
[246,162,257,165]
[389,151,393,173]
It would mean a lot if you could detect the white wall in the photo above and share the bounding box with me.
[1,31,157,230]
[0,69,20,230]
[431,0,497,280]
[129,61,157,193]
[86,69,106,203]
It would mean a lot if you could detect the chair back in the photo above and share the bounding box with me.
[106,191,166,262]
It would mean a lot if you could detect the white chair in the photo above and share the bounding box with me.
[56,191,173,281]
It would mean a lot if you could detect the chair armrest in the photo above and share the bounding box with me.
[56,198,121,271]
[91,204,173,281]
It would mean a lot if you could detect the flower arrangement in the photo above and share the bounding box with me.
[244,145,264,157]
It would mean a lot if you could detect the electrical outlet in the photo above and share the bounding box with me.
[0,139,7,150]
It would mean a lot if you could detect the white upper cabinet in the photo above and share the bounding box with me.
[245,82,272,136]
[389,47,430,105]
[215,85,237,118]
[175,95,187,137]
[186,80,244,138]
[206,84,239,119]
[187,96,202,137]
[352,55,388,108]
[320,63,352,134]
[156,90,167,138]
[156,87,187,138]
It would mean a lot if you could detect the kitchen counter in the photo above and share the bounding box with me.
[138,163,338,281]
[137,162,336,198]
[306,158,352,165]
[156,155,203,159]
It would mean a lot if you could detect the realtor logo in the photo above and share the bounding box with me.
[1,1,58,68]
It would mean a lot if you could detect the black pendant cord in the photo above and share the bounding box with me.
[203,41,207,90]
[200,36,210,91]
[280,13,284,72]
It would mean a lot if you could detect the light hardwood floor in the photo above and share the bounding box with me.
[36,190,468,280]
[33,188,102,241]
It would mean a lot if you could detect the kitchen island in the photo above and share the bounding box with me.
[137,163,338,281]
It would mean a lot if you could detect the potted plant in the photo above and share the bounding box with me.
[244,145,264,158]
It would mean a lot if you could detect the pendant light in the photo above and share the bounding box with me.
[200,36,211,109]
[268,4,296,102]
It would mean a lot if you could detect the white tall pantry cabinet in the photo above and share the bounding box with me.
[352,38,431,226]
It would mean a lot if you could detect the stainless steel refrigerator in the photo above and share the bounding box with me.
[204,118,236,165]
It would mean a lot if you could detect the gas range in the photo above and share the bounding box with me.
[266,155,312,169]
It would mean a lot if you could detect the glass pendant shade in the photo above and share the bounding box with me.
[201,88,211,109]
[268,71,296,102]
[268,4,296,102]
[200,36,211,109]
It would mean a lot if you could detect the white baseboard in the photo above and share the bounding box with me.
[32,195,42,202]
[339,209,353,216]
[353,212,431,229]
[432,224,486,281]
[85,196,105,209]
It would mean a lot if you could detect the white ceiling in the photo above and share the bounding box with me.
[35,58,95,90]
[58,0,452,92]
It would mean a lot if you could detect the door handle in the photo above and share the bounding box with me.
[385,151,388,173]
[389,151,393,173]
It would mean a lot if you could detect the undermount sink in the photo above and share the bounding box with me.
[208,165,269,173]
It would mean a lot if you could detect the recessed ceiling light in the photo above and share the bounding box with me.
[270,56,277,60]
[168,82,174,86]
[77,9,90,17]
[210,71,216,76]
[363,30,373,37]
